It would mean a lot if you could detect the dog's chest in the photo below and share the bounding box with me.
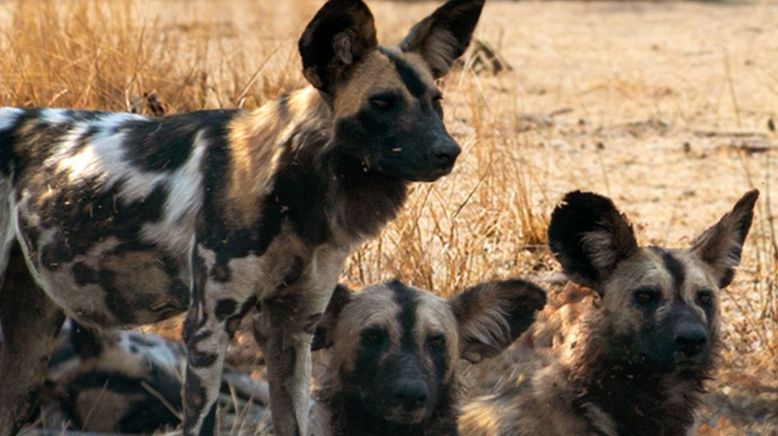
[197,223,350,305]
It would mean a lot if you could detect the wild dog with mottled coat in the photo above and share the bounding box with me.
[260,279,547,436]
[0,0,485,434]
[2,320,269,433]
[459,190,759,436]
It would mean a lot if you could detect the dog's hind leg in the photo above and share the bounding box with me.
[0,243,64,435]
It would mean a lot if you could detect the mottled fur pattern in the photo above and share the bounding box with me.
[1,321,268,433]
[259,279,546,436]
[0,1,485,434]
[459,190,759,436]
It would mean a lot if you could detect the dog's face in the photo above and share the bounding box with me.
[313,279,546,424]
[299,0,485,181]
[548,190,758,374]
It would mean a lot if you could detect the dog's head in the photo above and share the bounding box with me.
[548,190,758,374]
[312,278,545,425]
[299,0,484,181]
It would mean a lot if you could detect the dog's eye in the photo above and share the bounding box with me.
[633,288,661,306]
[360,327,387,349]
[696,289,714,306]
[431,93,444,116]
[427,334,446,352]
[369,92,400,111]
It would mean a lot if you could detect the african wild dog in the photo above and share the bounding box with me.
[0,0,485,434]
[1,321,268,433]
[459,190,759,436]
[259,279,547,436]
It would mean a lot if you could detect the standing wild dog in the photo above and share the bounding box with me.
[260,279,547,436]
[0,0,485,434]
[459,190,759,436]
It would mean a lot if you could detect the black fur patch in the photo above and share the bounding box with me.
[548,191,637,288]
[98,268,137,325]
[380,48,428,97]
[189,350,219,368]
[210,263,231,282]
[71,262,98,286]
[64,370,181,433]
[187,329,213,346]
[387,279,419,353]
[279,256,305,290]
[214,298,238,321]
[69,322,103,359]
[651,247,686,291]
[119,110,235,172]
[0,109,38,176]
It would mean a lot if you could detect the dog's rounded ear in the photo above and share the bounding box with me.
[298,0,378,96]
[311,284,353,351]
[400,0,485,79]
[450,279,546,363]
[690,190,758,288]
[547,191,638,293]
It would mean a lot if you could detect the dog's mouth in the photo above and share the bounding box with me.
[383,407,429,425]
[410,163,456,182]
[673,356,708,371]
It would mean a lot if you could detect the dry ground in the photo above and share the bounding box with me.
[1,0,777,434]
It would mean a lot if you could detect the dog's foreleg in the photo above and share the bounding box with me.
[182,308,230,436]
[253,290,332,436]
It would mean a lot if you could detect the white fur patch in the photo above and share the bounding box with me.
[40,108,71,124]
[0,178,15,280]
[118,330,186,377]
[47,112,170,204]
[0,107,25,131]
[141,132,207,255]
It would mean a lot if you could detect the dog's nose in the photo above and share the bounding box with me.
[392,380,429,411]
[674,322,707,356]
[431,140,461,167]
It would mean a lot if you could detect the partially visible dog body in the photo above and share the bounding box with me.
[259,279,547,436]
[459,190,759,436]
[3,320,269,433]
[0,0,485,434]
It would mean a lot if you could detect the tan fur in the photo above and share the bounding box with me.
[223,88,326,228]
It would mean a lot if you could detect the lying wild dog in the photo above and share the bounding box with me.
[459,190,759,436]
[3,321,268,433]
[0,0,485,433]
[259,279,547,436]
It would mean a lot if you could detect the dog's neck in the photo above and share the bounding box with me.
[316,385,459,436]
[232,87,407,247]
[563,318,708,435]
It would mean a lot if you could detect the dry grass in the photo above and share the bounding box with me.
[2,0,777,434]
